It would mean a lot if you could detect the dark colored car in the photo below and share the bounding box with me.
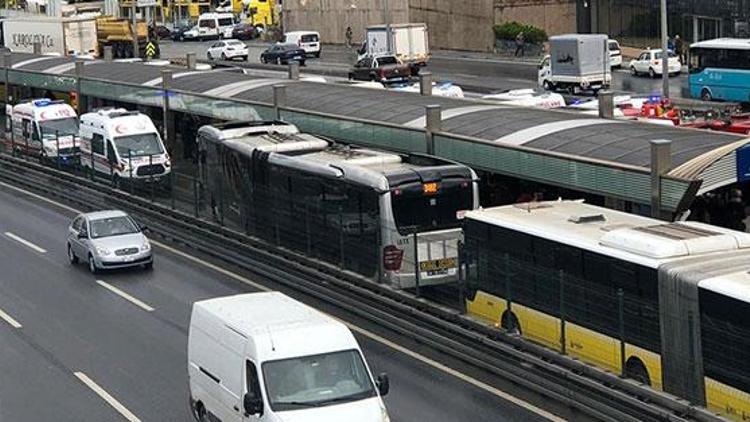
[348,55,410,82]
[171,24,193,42]
[154,25,171,39]
[260,43,306,66]
[232,23,258,40]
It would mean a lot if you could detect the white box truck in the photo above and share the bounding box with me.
[0,16,98,56]
[538,34,611,94]
[359,23,429,66]
[188,292,391,422]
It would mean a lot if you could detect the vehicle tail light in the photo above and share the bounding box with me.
[379,68,386,78]
[383,245,404,271]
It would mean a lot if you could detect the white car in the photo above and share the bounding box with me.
[608,39,622,67]
[282,31,321,58]
[206,39,248,61]
[629,49,681,77]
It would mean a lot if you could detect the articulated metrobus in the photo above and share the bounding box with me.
[198,121,479,288]
[689,38,750,102]
[464,200,750,420]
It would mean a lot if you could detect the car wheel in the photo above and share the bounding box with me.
[300,60,306,67]
[221,52,227,61]
[348,73,354,80]
[701,88,713,102]
[88,254,98,274]
[648,68,656,78]
[207,52,212,60]
[314,51,320,58]
[242,55,248,61]
[260,56,266,64]
[630,66,637,76]
[542,80,552,91]
[67,244,78,264]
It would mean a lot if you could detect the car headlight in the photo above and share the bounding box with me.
[381,407,390,422]
[140,241,151,252]
[96,247,111,256]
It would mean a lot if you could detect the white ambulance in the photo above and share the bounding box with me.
[79,108,170,183]
[5,99,80,162]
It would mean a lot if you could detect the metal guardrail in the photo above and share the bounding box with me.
[0,154,727,422]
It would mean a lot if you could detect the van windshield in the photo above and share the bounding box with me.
[115,133,164,157]
[38,117,78,139]
[262,349,376,411]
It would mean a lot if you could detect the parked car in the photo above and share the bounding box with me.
[176,25,201,41]
[206,39,248,61]
[629,49,681,78]
[153,25,171,39]
[67,210,153,274]
[348,55,410,82]
[282,30,321,57]
[608,39,622,67]
[231,23,257,40]
[259,43,306,65]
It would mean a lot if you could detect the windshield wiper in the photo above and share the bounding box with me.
[313,390,374,406]
[273,401,320,408]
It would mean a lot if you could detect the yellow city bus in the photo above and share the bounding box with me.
[463,200,750,421]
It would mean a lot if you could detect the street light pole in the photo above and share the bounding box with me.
[660,0,669,98]
[384,0,392,54]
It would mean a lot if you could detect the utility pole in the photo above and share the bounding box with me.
[384,0,392,54]
[661,0,669,98]
[132,3,139,58]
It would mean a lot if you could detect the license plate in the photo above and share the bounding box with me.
[293,56,302,60]
[419,257,457,272]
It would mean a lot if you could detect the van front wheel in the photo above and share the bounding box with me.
[194,402,208,422]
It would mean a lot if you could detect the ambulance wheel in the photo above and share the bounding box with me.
[111,175,121,189]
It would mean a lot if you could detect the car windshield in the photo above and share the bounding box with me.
[377,56,398,65]
[263,349,376,411]
[38,117,78,138]
[608,41,619,51]
[655,51,677,59]
[115,133,164,158]
[89,216,139,239]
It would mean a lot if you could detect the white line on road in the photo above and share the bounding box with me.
[0,306,22,328]
[95,280,155,312]
[3,232,47,253]
[74,372,142,422]
[1,180,565,421]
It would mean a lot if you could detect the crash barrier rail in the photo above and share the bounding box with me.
[0,152,727,422]
[2,64,697,211]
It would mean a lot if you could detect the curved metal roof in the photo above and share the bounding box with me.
[7,52,750,208]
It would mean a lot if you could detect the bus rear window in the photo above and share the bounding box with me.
[391,179,473,235]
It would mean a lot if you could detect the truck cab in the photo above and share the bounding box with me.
[79,108,170,183]
[188,292,391,422]
[5,98,80,162]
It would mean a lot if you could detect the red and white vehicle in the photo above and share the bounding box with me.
[79,108,170,183]
[5,99,79,161]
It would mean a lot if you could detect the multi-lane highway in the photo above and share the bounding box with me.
[0,182,581,421]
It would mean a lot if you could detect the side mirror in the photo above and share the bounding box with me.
[243,393,263,416]
[376,373,390,396]
[139,225,148,232]
[77,231,87,239]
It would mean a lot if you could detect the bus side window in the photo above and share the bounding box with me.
[106,139,117,163]
[91,134,104,156]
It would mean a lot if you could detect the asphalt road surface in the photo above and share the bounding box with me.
[159,39,691,97]
[0,182,586,422]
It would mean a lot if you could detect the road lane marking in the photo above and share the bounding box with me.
[1,181,565,421]
[4,232,47,254]
[95,280,155,312]
[0,306,22,328]
[74,372,141,422]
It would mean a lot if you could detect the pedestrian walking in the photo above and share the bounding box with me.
[674,34,685,63]
[345,26,353,48]
[515,31,525,57]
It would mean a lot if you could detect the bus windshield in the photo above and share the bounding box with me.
[38,117,78,139]
[115,133,164,157]
[390,178,473,235]
[262,350,376,411]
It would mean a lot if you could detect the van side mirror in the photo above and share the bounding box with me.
[243,393,263,416]
[376,373,390,396]
[77,230,87,239]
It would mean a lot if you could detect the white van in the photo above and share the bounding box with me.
[194,13,235,40]
[79,108,170,183]
[283,31,321,57]
[188,292,391,422]
[5,98,79,162]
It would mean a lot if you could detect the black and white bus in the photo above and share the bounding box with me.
[198,121,479,288]
[463,200,750,419]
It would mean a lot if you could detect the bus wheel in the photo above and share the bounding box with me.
[501,311,522,336]
[701,89,713,102]
[625,358,651,386]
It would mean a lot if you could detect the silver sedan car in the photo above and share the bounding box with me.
[66,210,153,274]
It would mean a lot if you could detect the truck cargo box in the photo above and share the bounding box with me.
[550,34,609,78]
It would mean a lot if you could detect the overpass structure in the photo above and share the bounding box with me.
[4,52,749,212]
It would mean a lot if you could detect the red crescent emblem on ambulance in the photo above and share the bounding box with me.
[115,124,127,134]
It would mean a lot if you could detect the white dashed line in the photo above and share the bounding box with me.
[0,306,22,328]
[4,232,47,253]
[95,280,155,312]
[74,372,141,422]
[1,180,565,421]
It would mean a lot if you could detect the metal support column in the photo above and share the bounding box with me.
[287,62,299,80]
[424,105,441,156]
[419,72,432,96]
[650,139,672,219]
[161,70,173,150]
[660,0,669,98]
[74,60,85,115]
[132,3,139,58]
[273,85,286,121]
[3,52,11,108]
[598,90,614,119]
[186,52,196,70]
[103,46,114,61]
[33,42,41,55]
